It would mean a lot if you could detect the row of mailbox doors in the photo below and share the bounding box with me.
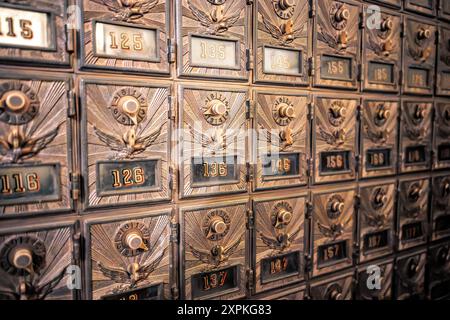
[0,74,449,216]
[0,175,449,300]
[0,0,450,95]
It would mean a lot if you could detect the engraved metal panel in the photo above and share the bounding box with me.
[394,250,426,300]
[253,0,309,85]
[358,181,395,263]
[81,79,170,209]
[84,209,172,300]
[176,0,250,80]
[362,7,401,92]
[313,0,360,89]
[356,259,393,300]
[397,176,429,251]
[180,200,248,300]
[0,221,78,300]
[360,98,398,178]
[311,186,355,276]
[309,271,353,300]
[79,0,169,74]
[405,0,437,16]
[0,0,69,66]
[399,99,432,173]
[437,26,450,96]
[433,100,450,169]
[428,242,450,300]
[402,17,436,95]
[0,74,73,217]
[178,84,247,198]
[254,90,309,190]
[253,193,306,294]
[431,173,450,241]
[312,95,358,184]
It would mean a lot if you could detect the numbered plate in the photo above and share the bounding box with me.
[402,17,436,95]
[178,84,248,198]
[397,176,429,251]
[79,0,169,74]
[358,180,395,263]
[180,200,249,300]
[311,185,355,277]
[405,0,437,16]
[394,250,426,300]
[431,173,450,241]
[437,26,450,96]
[0,221,78,300]
[253,0,309,85]
[253,90,309,190]
[399,99,432,173]
[428,242,450,300]
[253,192,306,294]
[0,74,73,217]
[312,95,358,184]
[84,209,173,300]
[176,0,250,80]
[309,270,353,300]
[80,79,171,209]
[0,0,69,66]
[356,259,393,300]
[362,7,401,92]
[360,98,398,178]
[313,0,360,89]
[433,100,450,169]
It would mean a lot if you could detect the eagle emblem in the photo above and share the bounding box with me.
[365,212,386,228]
[317,222,344,240]
[92,0,159,21]
[364,125,388,144]
[188,236,242,267]
[262,16,304,45]
[259,229,301,252]
[318,126,346,146]
[187,0,240,35]
[317,26,348,52]
[187,124,235,155]
[367,36,395,57]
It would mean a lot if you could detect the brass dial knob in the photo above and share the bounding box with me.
[2,91,29,112]
[374,193,388,206]
[120,96,140,115]
[335,7,350,22]
[436,247,449,266]
[277,209,293,225]
[278,0,294,10]
[331,105,346,118]
[417,28,431,40]
[207,100,227,117]
[377,107,390,121]
[125,231,147,251]
[381,18,393,32]
[11,248,33,270]
[442,181,450,197]
[444,107,450,121]
[329,289,343,300]
[210,217,227,234]
[331,200,345,213]
[278,103,295,118]
[407,260,418,278]
[409,186,422,201]
[414,105,426,120]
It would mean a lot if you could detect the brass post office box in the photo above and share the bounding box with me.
[0,73,74,217]
[355,258,393,300]
[0,220,80,300]
[439,0,450,21]
[252,192,307,294]
[180,200,249,300]
[80,79,171,209]
[309,270,353,300]
[405,0,437,16]
[176,0,251,80]
[428,242,450,300]
[433,100,450,170]
[178,84,248,198]
[397,176,429,251]
[84,209,174,300]
[399,99,433,173]
[360,98,398,178]
[312,95,358,184]
[394,250,426,299]
[361,7,401,93]
[437,26,450,96]
[253,0,310,85]
[402,17,436,95]
[0,0,70,66]
[79,0,170,74]
[312,0,361,89]
[311,185,355,277]
[431,173,450,241]
[253,90,309,191]
[358,180,396,263]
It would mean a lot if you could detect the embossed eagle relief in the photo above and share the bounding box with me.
[259,229,300,252]
[367,35,396,58]
[92,0,159,21]
[318,126,346,147]
[188,235,242,268]
[262,16,304,46]
[187,124,229,155]
[260,125,301,152]
[317,222,344,240]
[364,125,389,144]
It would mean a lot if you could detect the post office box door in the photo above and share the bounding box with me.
[403,17,436,95]
[79,0,170,74]
[310,272,353,300]
[81,79,171,209]
[405,0,437,16]
[433,101,450,169]
[431,174,450,241]
[178,85,248,199]
[254,91,309,190]
[181,201,249,300]
[253,0,309,85]
[358,182,395,263]
[311,187,355,277]
[439,0,450,21]
[437,26,450,96]
[312,95,358,184]
[0,74,73,217]
[85,210,173,300]
[362,7,401,92]
[397,177,429,251]
[253,194,306,294]
[361,99,398,178]
[356,260,393,300]
[399,100,432,173]
[313,0,360,89]
[0,0,70,66]
[0,222,79,300]
[428,243,450,300]
[176,0,251,80]
[395,251,426,299]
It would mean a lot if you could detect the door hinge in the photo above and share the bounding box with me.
[246,99,254,119]
[400,21,405,38]
[308,57,315,76]
[354,193,361,211]
[246,208,254,230]
[306,157,313,179]
[305,200,313,219]
[168,38,176,63]
[168,165,174,191]
[67,89,76,118]
[399,69,403,86]
[355,154,361,174]
[246,268,254,291]
[171,285,179,300]
[246,0,254,5]
[307,102,314,120]
[357,64,364,82]
[304,254,312,273]
[170,221,180,243]
[359,12,365,29]
[72,231,81,264]
[70,172,80,201]
[246,49,254,71]
[168,96,175,120]
[246,162,253,183]
[309,0,316,18]
[353,241,360,261]
[65,26,74,53]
